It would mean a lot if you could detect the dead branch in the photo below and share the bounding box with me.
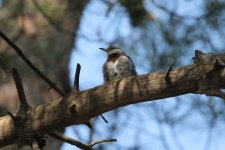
[49,132,116,150]
[12,68,29,112]
[49,132,91,150]
[88,139,117,147]
[73,63,81,91]
[73,63,107,125]
[193,50,225,100]
[71,63,92,128]
[165,67,172,85]
[1,32,225,149]
[0,63,224,147]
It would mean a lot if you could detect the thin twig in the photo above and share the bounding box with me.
[72,63,92,127]
[49,132,116,150]
[165,67,172,85]
[100,115,109,123]
[0,30,65,96]
[88,138,117,147]
[11,69,45,149]
[85,122,92,129]
[72,64,108,124]
[48,132,92,150]
[12,68,29,111]
[73,63,81,91]
[73,64,108,123]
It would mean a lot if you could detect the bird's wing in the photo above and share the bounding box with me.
[127,56,137,75]
[117,55,137,76]
[103,62,110,82]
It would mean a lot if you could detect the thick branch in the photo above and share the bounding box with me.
[0,64,224,147]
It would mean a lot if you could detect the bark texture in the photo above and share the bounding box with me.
[0,63,224,147]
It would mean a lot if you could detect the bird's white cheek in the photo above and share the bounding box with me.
[106,62,116,72]
[114,60,121,72]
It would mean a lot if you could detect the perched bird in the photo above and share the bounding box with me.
[100,46,137,82]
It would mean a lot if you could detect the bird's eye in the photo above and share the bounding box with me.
[108,46,114,50]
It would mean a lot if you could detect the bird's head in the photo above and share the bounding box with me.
[99,46,124,55]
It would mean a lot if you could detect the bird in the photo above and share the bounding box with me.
[100,46,137,82]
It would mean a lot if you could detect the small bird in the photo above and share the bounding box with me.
[100,46,137,82]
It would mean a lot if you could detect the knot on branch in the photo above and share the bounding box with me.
[193,50,225,79]
[69,103,77,114]
[165,67,173,86]
[193,50,225,100]
[3,68,47,149]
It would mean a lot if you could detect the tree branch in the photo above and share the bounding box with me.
[49,132,116,149]
[12,68,29,112]
[88,139,117,147]
[165,67,172,85]
[73,63,109,123]
[0,63,224,147]
[73,63,81,91]
[72,63,92,128]
[49,132,91,150]
[0,30,65,96]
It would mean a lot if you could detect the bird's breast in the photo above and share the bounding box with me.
[107,53,125,63]
[105,55,128,72]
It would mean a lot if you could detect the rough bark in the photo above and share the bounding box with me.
[0,63,224,147]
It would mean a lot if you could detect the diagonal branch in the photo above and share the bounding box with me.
[49,132,116,150]
[11,68,46,149]
[0,57,28,107]
[12,68,29,111]
[1,63,225,147]
[0,30,65,96]
[49,132,92,150]
[88,139,117,147]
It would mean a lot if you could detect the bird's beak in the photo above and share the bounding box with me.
[99,48,108,52]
